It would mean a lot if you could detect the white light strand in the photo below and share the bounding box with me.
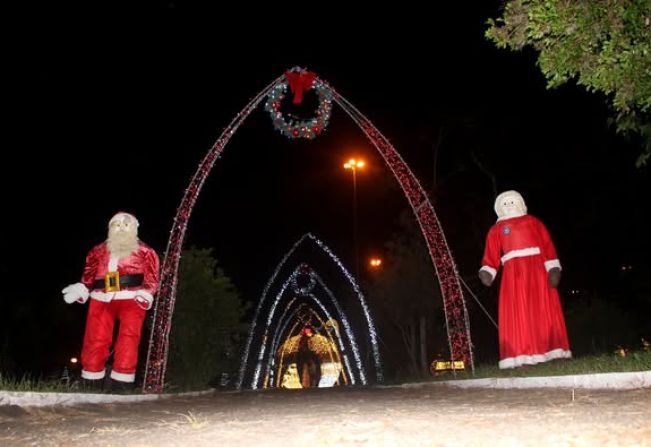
[264,282,358,387]
[238,233,384,388]
[267,302,354,388]
[252,264,364,388]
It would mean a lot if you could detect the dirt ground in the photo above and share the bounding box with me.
[1,384,650,446]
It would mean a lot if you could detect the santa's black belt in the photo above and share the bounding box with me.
[92,274,144,291]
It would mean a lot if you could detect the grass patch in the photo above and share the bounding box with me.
[430,349,651,381]
[0,373,77,392]
[2,350,650,391]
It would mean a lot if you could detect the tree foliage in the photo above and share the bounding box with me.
[486,0,651,166]
[167,247,248,390]
[366,212,446,380]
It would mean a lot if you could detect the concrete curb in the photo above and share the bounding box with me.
[0,388,215,407]
[3,371,650,407]
[399,370,651,390]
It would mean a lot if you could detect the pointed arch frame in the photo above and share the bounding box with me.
[143,73,474,393]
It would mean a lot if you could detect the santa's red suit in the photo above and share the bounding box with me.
[480,196,571,369]
[63,213,160,384]
[80,241,159,382]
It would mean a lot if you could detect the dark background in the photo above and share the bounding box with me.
[2,3,649,377]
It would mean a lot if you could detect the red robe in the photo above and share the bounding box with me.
[481,214,571,368]
[79,241,160,382]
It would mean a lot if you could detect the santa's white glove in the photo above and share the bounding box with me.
[134,293,153,310]
[62,282,89,304]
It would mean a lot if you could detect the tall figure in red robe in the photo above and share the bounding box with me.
[62,212,160,390]
[479,191,571,369]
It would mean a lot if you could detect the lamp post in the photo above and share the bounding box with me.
[343,158,365,278]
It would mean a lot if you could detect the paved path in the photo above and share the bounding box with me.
[1,380,650,446]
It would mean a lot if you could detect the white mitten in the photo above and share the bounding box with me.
[62,282,89,304]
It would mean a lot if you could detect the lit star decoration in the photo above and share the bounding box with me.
[264,67,334,140]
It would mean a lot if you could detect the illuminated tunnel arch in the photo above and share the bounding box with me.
[143,71,474,393]
[267,302,351,388]
[266,298,352,389]
[244,261,369,389]
[238,234,380,390]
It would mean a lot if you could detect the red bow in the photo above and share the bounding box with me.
[285,70,316,104]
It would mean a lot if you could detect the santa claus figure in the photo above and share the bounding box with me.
[479,191,571,369]
[62,212,160,390]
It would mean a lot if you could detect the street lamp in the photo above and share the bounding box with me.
[343,158,365,277]
[369,257,382,269]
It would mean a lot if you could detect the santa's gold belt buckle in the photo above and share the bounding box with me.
[105,271,120,292]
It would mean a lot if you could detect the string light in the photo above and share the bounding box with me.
[143,76,283,393]
[264,67,334,140]
[146,70,473,393]
[250,262,367,389]
[238,233,381,389]
[335,93,474,371]
[266,299,354,388]
[266,300,352,388]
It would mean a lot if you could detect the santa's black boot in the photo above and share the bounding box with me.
[80,379,104,393]
[110,379,135,394]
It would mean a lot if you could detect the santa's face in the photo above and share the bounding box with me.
[107,213,139,257]
[108,214,138,239]
[494,191,527,219]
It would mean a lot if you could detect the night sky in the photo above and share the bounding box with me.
[2,3,650,375]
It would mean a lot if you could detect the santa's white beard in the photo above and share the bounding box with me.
[107,232,139,258]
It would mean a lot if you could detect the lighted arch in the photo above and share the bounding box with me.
[246,262,368,389]
[143,71,474,393]
[270,303,350,389]
[268,303,350,388]
[266,300,353,389]
[237,234,380,390]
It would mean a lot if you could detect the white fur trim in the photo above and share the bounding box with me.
[90,290,137,301]
[499,348,572,369]
[544,259,562,272]
[501,247,541,264]
[62,282,89,304]
[81,369,106,380]
[135,291,154,310]
[90,289,154,306]
[108,255,119,271]
[479,266,497,279]
[110,370,135,383]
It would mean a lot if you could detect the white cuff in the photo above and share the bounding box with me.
[81,369,106,380]
[110,370,135,383]
[135,291,154,310]
[479,266,497,279]
[544,259,562,272]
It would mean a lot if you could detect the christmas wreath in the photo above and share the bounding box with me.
[291,264,317,295]
[265,68,334,140]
